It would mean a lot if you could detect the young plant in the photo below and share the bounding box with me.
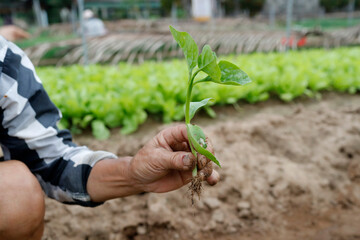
[169,26,252,202]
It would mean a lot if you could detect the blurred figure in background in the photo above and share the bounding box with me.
[82,9,107,37]
[60,7,71,23]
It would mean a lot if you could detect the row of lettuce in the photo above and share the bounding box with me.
[37,47,360,138]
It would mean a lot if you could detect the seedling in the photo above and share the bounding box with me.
[169,26,252,203]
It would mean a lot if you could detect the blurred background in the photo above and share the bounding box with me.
[1,0,358,136]
[2,2,360,240]
[1,0,359,66]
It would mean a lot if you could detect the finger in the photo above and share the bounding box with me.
[206,170,220,186]
[198,138,214,169]
[197,153,208,169]
[160,125,189,149]
[160,150,196,171]
[172,141,190,152]
[199,161,213,180]
[180,170,194,185]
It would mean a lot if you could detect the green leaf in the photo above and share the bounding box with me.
[91,120,110,140]
[169,26,199,72]
[120,116,139,135]
[188,98,214,121]
[80,115,94,128]
[198,45,221,81]
[187,124,221,167]
[188,124,206,146]
[205,60,252,86]
[204,105,216,118]
[58,118,69,130]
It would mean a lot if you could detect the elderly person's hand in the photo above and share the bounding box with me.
[0,25,30,42]
[87,125,220,202]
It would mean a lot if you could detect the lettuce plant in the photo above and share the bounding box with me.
[169,26,252,199]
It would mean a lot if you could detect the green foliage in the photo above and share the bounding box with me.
[91,120,110,140]
[37,47,360,141]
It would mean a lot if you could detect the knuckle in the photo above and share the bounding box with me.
[197,155,208,169]
[202,162,213,178]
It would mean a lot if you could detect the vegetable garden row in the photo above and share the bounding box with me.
[37,47,360,138]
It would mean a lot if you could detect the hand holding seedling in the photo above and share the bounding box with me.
[129,125,219,193]
[87,125,219,202]
[169,26,251,202]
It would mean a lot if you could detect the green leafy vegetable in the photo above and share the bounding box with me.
[37,47,360,140]
[91,120,110,140]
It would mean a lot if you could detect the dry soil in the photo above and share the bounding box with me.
[42,93,360,240]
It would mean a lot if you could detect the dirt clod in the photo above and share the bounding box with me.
[203,197,221,210]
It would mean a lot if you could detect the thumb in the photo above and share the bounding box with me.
[161,151,196,171]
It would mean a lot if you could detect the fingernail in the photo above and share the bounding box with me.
[182,155,191,168]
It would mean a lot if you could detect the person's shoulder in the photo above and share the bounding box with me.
[0,35,35,76]
[0,36,25,59]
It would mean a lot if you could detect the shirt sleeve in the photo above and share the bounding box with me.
[0,36,117,207]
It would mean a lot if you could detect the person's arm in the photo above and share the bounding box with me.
[0,36,116,207]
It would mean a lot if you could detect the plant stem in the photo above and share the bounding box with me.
[185,69,201,124]
[185,69,201,176]
[185,72,192,124]
[192,166,198,177]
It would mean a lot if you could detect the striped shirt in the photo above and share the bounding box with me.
[0,36,117,207]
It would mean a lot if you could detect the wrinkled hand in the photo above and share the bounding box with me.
[129,124,220,193]
[0,26,30,42]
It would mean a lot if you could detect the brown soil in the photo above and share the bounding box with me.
[42,93,360,240]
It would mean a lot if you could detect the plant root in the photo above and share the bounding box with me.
[189,175,203,205]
